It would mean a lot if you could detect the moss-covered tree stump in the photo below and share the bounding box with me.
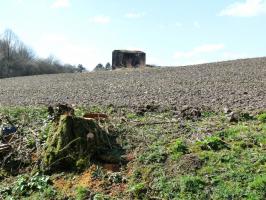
[43,115,113,170]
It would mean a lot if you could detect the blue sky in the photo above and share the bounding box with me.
[0,0,266,70]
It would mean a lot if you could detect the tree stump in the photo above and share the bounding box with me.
[112,50,146,70]
[42,115,118,171]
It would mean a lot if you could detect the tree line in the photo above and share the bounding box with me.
[0,29,85,79]
[93,62,111,71]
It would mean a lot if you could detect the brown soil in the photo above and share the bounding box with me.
[0,57,265,112]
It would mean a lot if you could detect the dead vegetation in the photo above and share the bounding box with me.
[0,104,266,199]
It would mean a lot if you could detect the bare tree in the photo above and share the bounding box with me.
[0,29,77,78]
[0,29,19,62]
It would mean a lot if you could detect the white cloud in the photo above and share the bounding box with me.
[125,12,146,19]
[219,0,266,17]
[174,44,225,59]
[89,16,111,24]
[51,0,70,9]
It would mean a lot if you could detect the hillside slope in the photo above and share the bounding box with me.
[0,57,265,111]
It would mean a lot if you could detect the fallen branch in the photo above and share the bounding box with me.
[0,143,11,153]
[130,120,179,127]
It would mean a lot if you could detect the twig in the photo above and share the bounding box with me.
[45,155,73,170]
[0,144,11,153]
[29,128,41,157]
[130,120,179,127]
[58,137,81,153]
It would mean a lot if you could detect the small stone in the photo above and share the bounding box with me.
[228,112,239,123]
[223,107,232,114]
[180,106,201,120]
[86,133,95,140]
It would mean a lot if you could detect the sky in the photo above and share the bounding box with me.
[0,0,266,70]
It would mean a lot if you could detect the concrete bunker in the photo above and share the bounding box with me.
[112,50,146,70]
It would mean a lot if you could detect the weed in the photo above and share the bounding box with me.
[76,158,89,170]
[107,172,123,184]
[151,175,180,199]
[11,173,51,197]
[76,186,90,200]
[138,144,167,164]
[93,192,111,200]
[92,166,105,180]
[169,139,188,160]
[179,175,206,193]
[249,174,266,193]
[201,111,216,118]
[126,113,138,120]
[128,183,147,199]
[217,124,249,139]
[211,181,246,200]
[1,107,266,199]
[239,112,255,121]
[257,113,266,123]
[198,136,228,151]
[41,187,58,199]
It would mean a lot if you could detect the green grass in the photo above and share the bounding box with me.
[127,110,266,200]
[0,106,266,199]
[257,113,266,123]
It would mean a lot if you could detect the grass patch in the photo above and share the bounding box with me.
[1,106,266,199]
[257,112,266,123]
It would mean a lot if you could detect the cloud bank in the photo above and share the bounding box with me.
[220,0,266,17]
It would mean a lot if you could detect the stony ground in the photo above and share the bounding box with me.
[0,57,265,111]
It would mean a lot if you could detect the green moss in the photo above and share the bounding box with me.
[76,158,89,170]
[1,107,266,199]
[42,115,110,170]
